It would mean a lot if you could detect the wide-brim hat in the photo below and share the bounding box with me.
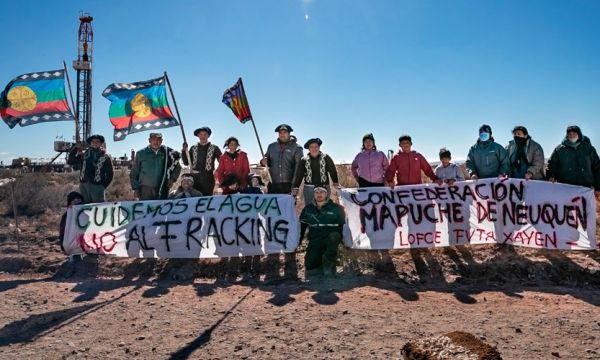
[304,138,322,149]
[86,134,105,144]
[194,127,212,136]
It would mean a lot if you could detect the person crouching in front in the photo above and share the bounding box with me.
[299,186,346,278]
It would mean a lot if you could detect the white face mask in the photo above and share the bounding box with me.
[568,136,579,143]
[479,132,490,142]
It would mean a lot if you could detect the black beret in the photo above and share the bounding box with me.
[275,124,293,132]
[303,138,322,149]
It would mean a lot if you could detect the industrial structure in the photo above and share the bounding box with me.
[73,14,93,144]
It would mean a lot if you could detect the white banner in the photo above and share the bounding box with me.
[339,179,596,250]
[63,194,300,258]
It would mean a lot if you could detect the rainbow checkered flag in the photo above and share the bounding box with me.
[222,77,253,124]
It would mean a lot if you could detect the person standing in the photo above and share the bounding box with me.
[182,127,222,196]
[386,135,437,186]
[260,124,303,194]
[547,125,600,189]
[505,126,545,180]
[130,133,182,200]
[434,148,465,185]
[299,186,346,277]
[351,133,389,187]
[216,136,250,195]
[67,134,113,203]
[465,124,510,179]
[292,138,339,205]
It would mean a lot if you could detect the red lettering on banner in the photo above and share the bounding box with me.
[399,231,442,246]
[78,232,117,253]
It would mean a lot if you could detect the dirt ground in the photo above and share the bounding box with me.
[0,215,599,359]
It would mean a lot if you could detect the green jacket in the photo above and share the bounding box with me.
[466,140,510,178]
[130,146,182,194]
[300,199,346,240]
[547,136,600,188]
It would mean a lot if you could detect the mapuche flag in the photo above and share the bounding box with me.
[0,69,74,129]
[102,76,178,141]
[222,78,253,123]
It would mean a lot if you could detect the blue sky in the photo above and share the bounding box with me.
[1,0,599,166]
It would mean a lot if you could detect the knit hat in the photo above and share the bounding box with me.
[181,173,194,183]
[149,132,163,139]
[313,186,328,194]
[566,125,583,139]
[479,124,492,134]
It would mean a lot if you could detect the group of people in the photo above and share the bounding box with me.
[59,122,600,277]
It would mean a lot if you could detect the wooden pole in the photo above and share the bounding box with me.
[10,180,20,252]
[63,61,80,144]
[163,72,192,173]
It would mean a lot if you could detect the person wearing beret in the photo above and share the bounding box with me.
[67,134,113,203]
[216,136,250,195]
[182,126,222,196]
[130,132,182,200]
[292,137,339,205]
[260,124,303,194]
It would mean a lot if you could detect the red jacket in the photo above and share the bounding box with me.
[385,150,437,185]
[216,150,250,190]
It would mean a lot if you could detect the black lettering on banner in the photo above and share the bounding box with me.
[272,219,289,249]
[126,225,154,251]
[92,207,108,226]
[220,217,235,246]
[257,218,272,243]
[186,217,204,250]
[117,206,130,226]
[152,220,182,252]
[360,206,379,232]
[131,202,145,221]
[234,217,254,246]
[195,197,216,213]
[207,217,222,247]
[158,202,174,216]
[173,199,188,214]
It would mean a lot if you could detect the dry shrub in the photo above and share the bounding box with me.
[106,169,135,201]
[0,173,77,217]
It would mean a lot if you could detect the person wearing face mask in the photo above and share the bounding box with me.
[546,125,600,189]
[466,124,510,180]
[505,126,545,180]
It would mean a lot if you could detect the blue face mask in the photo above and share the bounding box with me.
[479,132,490,142]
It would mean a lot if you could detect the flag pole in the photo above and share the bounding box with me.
[237,77,272,182]
[163,72,192,173]
[63,61,80,144]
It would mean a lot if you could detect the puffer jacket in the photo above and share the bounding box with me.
[505,137,545,179]
[466,140,510,178]
[546,136,600,188]
[351,149,389,184]
[130,146,182,192]
[216,150,250,189]
[265,140,303,183]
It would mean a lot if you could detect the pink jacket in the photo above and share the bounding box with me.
[351,149,389,184]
